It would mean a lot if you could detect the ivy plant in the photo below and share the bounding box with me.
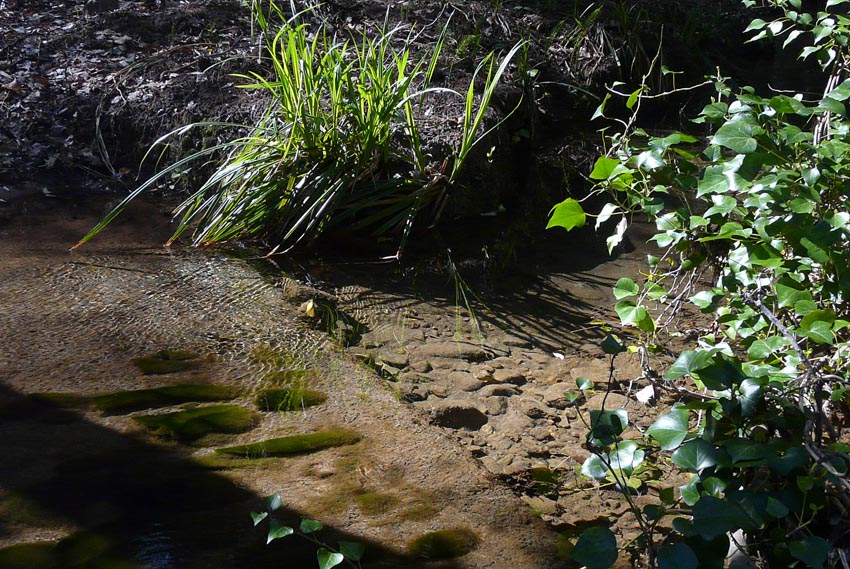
[550,1,850,567]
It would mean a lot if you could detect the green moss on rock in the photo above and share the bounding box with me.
[408,528,478,559]
[255,388,327,412]
[27,392,90,408]
[0,543,55,568]
[134,404,257,441]
[215,429,361,458]
[0,532,132,569]
[354,491,398,516]
[131,350,199,375]
[94,384,239,413]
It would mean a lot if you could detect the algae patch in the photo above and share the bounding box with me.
[94,384,239,413]
[215,429,361,457]
[408,528,479,559]
[131,350,199,375]
[0,532,133,569]
[134,404,257,441]
[354,491,399,516]
[255,388,327,412]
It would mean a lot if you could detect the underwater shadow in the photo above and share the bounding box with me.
[0,383,452,569]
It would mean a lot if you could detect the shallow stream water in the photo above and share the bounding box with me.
[0,194,560,569]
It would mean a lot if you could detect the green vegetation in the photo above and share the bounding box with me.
[131,350,199,375]
[93,383,239,413]
[216,429,362,458]
[255,388,327,412]
[28,392,90,408]
[134,404,258,441]
[252,492,365,569]
[74,2,522,258]
[0,532,132,569]
[550,1,850,567]
[408,528,478,559]
[353,491,398,516]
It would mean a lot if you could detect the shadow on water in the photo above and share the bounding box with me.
[0,384,445,569]
[281,222,648,352]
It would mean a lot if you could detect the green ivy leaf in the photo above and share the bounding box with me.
[665,351,713,380]
[615,300,649,327]
[317,548,345,569]
[601,334,626,355]
[589,156,623,180]
[339,541,365,561]
[789,536,830,569]
[776,277,812,308]
[546,198,586,231]
[672,439,717,473]
[647,406,690,450]
[588,409,629,446]
[571,526,618,569]
[691,496,752,540]
[747,336,790,360]
[576,377,593,390]
[300,518,324,534]
[267,518,294,544]
[679,475,701,506]
[251,511,269,526]
[265,492,282,512]
[712,119,762,153]
[581,454,609,479]
[610,440,645,476]
[657,543,699,569]
[614,278,639,299]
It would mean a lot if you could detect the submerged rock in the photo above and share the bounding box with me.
[426,400,488,430]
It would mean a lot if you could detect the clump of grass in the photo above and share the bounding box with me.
[254,388,327,412]
[215,429,361,458]
[408,528,479,559]
[93,384,240,413]
[73,3,522,258]
[131,350,199,375]
[134,404,258,441]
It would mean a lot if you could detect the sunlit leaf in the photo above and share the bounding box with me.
[712,119,761,153]
[672,439,717,473]
[267,518,294,544]
[265,493,282,512]
[647,406,689,450]
[613,278,639,299]
[665,351,713,380]
[317,548,345,569]
[546,198,586,231]
[589,157,622,180]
